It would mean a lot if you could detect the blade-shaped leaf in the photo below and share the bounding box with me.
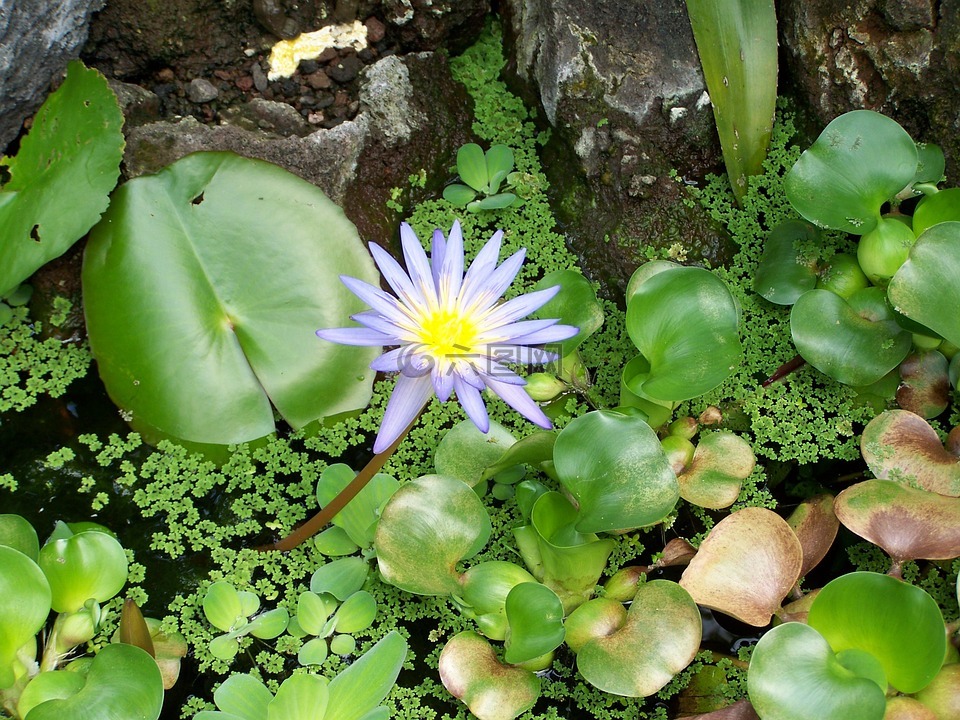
[326,631,407,720]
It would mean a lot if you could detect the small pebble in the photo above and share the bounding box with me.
[305,71,331,90]
[317,47,338,64]
[365,17,386,43]
[236,75,255,92]
[187,78,219,103]
[251,63,269,93]
[300,60,319,74]
[156,67,175,82]
[327,54,361,83]
[307,111,324,124]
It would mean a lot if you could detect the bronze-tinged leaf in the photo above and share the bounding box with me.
[913,663,960,720]
[835,480,960,562]
[677,432,756,510]
[786,494,839,578]
[896,351,950,419]
[882,696,938,720]
[682,699,760,720]
[679,508,803,627]
[861,410,960,497]
[775,589,820,625]
[119,598,156,657]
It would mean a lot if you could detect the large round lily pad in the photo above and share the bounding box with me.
[680,508,803,626]
[83,151,379,445]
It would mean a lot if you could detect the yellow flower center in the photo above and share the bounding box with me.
[415,307,480,360]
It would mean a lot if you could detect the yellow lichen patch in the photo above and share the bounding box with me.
[267,20,368,81]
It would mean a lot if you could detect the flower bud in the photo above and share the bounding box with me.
[524,373,567,401]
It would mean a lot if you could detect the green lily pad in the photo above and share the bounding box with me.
[747,622,887,720]
[83,151,378,446]
[532,269,604,355]
[786,494,839,578]
[753,220,820,305]
[834,479,960,562]
[808,571,945,694]
[23,643,163,720]
[0,546,51,688]
[553,410,679,532]
[897,351,950,419]
[316,465,399,548]
[677,431,755,510]
[503,583,565,665]
[439,631,540,720]
[38,530,128,613]
[860,410,960,496]
[435,420,516,488]
[625,265,742,402]
[375,475,491,596]
[680,507,803,626]
[784,110,918,235]
[790,287,912,386]
[912,188,960,237]
[888,222,960,348]
[0,61,124,296]
[576,580,701,697]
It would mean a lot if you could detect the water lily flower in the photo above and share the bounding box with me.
[317,221,578,453]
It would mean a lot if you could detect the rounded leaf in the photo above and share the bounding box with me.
[532,269,604,355]
[435,420,516,488]
[375,475,491,596]
[0,546,51,688]
[914,664,960,720]
[203,582,247,632]
[563,597,627,653]
[753,220,819,305]
[325,631,407,720]
[83,151,379,445]
[0,513,39,561]
[38,531,128,613]
[503,583,565,665]
[784,110,917,235]
[298,636,329,666]
[297,591,334,637]
[786,494,840,578]
[457,562,537,641]
[17,670,86,718]
[554,410,679,533]
[442,183,477,206]
[247,608,289,639]
[456,143,489,191]
[310,557,369,600]
[213,673,274,720]
[912,188,960,237]
[677,431,755,510]
[897,351,950,419]
[808,572,945,694]
[316,464,399,548]
[680,507,803,626]
[334,591,377,634]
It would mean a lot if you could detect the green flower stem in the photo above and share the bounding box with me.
[260,416,419,552]
[38,613,68,673]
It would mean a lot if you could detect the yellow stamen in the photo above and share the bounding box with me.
[415,307,480,360]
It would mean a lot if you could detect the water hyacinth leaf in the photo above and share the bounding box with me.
[23,643,163,720]
[456,143,488,191]
[896,351,950,419]
[83,151,378,445]
[203,582,248,632]
[247,608,288,639]
[888,222,960,348]
[503,583,565,665]
[677,431,755,509]
[753,220,820,305]
[834,479,960,561]
[310,557,368,600]
[457,562,538,642]
[375,474,491,596]
[435,420,516,488]
[554,410,679,532]
[807,572,945,694]
[747,622,887,720]
[914,142,945,185]
[325,631,407,720]
[625,265,742,402]
[618,357,674,429]
[334,590,377,633]
[213,673,274,720]
[481,431,556,482]
[577,580,701,697]
[912,187,960,237]
[0,513,39,560]
[142,618,187,689]
[680,507,803,626]
[915,664,960,720]
[564,597,627,653]
[784,110,918,235]
[17,671,86,718]
[786,494,840,578]
[267,674,329,720]
[38,530,128,613]
[442,183,477,206]
[0,546,51,688]
[790,288,912,386]
[316,464,400,547]
[439,631,540,720]
[532,269,604,355]
[0,61,124,296]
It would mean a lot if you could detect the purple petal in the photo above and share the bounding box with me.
[432,364,455,402]
[369,347,408,372]
[340,275,411,322]
[351,311,416,340]
[485,376,553,429]
[375,373,434,453]
[477,318,560,344]
[480,286,561,328]
[316,327,393,346]
[431,228,447,288]
[507,324,579,347]
[453,375,490,433]
[460,230,503,302]
[459,248,525,313]
[481,362,527,385]
[453,360,486,390]
[400,223,438,306]
[437,221,464,308]
[368,243,429,313]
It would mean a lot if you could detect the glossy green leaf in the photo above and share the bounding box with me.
[856,216,915,287]
[554,410,679,533]
[816,252,870,300]
[485,145,515,193]
[677,431,755,509]
[625,265,741,402]
[618,357,674,429]
[456,562,537,642]
[17,671,86,718]
[375,475,491,595]
[316,464,399,548]
[502,583,565,665]
[914,142,945,185]
[784,110,918,235]
[0,513,39,561]
[325,631,407,720]
[247,608,288,639]
[203,582,248,632]
[0,546,51,688]
[456,143,488,192]
[808,572,945,694]
[753,220,820,305]
[912,188,960,236]
[577,580,701,697]
[310,557,368,601]
[747,622,887,720]
[481,431,556,482]
[267,675,329,720]
[442,183,477,206]
[297,591,334,636]
[435,419,516,488]
[334,591,377,633]
[213,673,274,720]
[38,530,128,613]
[532,270,604,355]
[24,644,163,720]
[83,151,378,445]
[0,61,123,295]
[790,288,912,386]
[298,637,329,666]
[439,631,540,720]
[888,221,960,347]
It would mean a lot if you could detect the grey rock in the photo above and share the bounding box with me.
[382,0,490,53]
[251,63,269,94]
[0,0,106,152]
[107,79,162,127]
[220,98,312,137]
[187,78,219,104]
